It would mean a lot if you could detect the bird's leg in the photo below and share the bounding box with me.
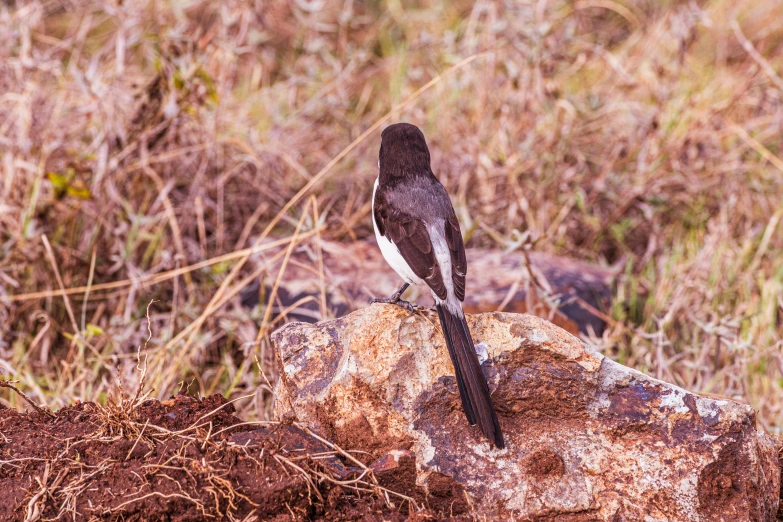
[370,283,416,313]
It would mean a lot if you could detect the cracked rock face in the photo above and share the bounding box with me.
[272,305,780,520]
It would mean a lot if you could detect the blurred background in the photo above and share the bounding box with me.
[1,0,782,434]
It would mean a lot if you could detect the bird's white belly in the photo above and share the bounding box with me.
[372,177,424,285]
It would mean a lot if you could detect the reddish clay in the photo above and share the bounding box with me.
[0,395,463,521]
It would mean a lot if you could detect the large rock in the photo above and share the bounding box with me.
[272,305,780,521]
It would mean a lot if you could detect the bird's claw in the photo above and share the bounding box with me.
[370,296,417,314]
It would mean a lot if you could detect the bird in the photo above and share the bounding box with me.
[370,122,505,449]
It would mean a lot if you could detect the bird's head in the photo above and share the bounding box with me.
[379,123,432,181]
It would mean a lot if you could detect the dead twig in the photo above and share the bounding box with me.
[0,380,55,419]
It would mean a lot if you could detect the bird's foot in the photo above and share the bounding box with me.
[370,295,417,314]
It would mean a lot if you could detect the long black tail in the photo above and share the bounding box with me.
[435,304,504,449]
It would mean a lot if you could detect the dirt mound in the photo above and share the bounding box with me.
[0,394,465,521]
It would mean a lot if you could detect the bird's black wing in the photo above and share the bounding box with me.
[373,187,448,300]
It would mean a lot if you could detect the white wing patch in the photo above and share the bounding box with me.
[427,221,462,316]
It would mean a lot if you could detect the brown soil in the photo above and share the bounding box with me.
[0,395,469,521]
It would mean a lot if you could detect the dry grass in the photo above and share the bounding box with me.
[0,0,782,434]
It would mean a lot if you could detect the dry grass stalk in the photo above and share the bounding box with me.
[0,379,55,419]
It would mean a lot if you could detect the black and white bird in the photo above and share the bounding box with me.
[371,122,504,449]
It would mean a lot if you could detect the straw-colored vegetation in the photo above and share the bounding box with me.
[1,0,782,434]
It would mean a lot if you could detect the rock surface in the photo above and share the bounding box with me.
[273,305,781,521]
